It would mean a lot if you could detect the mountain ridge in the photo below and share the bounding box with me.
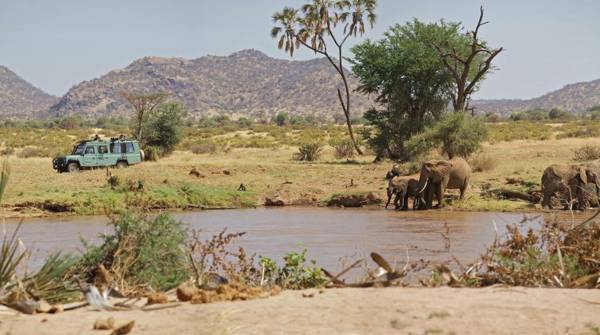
[0,66,58,118]
[48,49,371,120]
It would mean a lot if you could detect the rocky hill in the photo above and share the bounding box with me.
[49,49,371,120]
[0,66,58,118]
[473,79,600,115]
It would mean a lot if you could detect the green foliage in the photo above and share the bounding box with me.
[556,121,600,139]
[144,146,162,161]
[548,107,574,121]
[80,210,189,293]
[590,110,600,121]
[275,112,289,126]
[509,109,549,121]
[259,250,327,289]
[352,20,463,160]
[0,224,27,291]
[486,122,552,142]
[143,102,186,154]
[0,160,8,203]
[293,142,323,161]
[407,112,487,159]
[22,253,81,304]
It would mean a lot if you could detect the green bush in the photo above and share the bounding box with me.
[293,142,324,161]
[145,146,162,161]
[406,112,487,159]
[259,249,327,289]
[79,210,188,293]
[144,102,186,154]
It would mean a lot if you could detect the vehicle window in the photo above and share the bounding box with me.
[125,142,135,153]
[85,146,95,155]
[121,143,127,153]
[110,143,121,154]
[73,144,85,155]
[98,146,108,154]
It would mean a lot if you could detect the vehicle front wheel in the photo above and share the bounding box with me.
[67,162,80,173]
[116,161,128,169]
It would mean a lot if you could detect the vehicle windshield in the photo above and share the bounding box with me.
[72,144,85,155]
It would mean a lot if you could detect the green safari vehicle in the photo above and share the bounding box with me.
[52,137,144,173]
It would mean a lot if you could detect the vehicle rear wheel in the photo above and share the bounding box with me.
[67,162,80,173]
[116,161,128,169]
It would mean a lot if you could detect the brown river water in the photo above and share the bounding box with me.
[2,208,548,278]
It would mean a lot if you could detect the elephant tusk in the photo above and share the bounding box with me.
[417,178,429,194]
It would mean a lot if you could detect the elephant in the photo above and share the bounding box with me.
[415,157,472,209]
[541,164,600,210]
[385,174,422,210]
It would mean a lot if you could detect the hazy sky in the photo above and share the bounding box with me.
[1,0,599,99]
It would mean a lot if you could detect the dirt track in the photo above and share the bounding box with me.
[1,287,600,334]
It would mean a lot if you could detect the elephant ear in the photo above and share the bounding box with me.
[579,166,588,184]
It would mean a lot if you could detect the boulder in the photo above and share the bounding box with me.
[265,197,285,206]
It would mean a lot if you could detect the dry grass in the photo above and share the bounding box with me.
[3,130,600,217]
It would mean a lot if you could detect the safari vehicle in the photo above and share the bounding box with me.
[52,137,144,173]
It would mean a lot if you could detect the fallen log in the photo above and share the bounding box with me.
[487,189,541,203]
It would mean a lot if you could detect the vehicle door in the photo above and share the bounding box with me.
[81,145,97,167]
[97,144,110,166]
[124,142,138,164]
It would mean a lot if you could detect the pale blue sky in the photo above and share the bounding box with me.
[1,0,598,99]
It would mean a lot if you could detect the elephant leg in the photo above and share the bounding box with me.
[394,190,405,210]
[385,188,393,209]
[542,191,552,209]
[401,192,410,211]
[435,184,444,208]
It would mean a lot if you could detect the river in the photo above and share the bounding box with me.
[2,207,547,278]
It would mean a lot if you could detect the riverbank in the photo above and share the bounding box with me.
[1,286,599,334]
[2,137,600,218]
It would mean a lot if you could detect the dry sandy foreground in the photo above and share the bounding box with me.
[1,287,600,335]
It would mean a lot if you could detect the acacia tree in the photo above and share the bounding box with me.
[121,91,169,143]
[271,0,377,155]
[433,6,503,113]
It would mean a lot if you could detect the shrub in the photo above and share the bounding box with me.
[573,145,600,162]
[293,142,323,161]
[259,249,327,289]
[329,137,355,159]
[17,146,48,158]
[275,112,289,126]
[0,147,14,155]
[107,175,121,189]
[469,153,497,172]
[144,102,186,154]
[190,141,219,154]
[407,112,487,159]
[79,210,188,295]
[145,146,162,161]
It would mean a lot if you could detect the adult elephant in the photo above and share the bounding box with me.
[415,157,472,209]
[541,164,600,210]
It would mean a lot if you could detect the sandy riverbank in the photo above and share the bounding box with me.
[1,287,599,334]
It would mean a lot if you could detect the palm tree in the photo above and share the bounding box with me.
[271,0,377,155]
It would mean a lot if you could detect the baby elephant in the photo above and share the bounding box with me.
[385,166,422,210]
[386,175,422,210]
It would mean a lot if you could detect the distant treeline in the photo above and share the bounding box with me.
[483,105,600,122]
[0,112,366,130]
